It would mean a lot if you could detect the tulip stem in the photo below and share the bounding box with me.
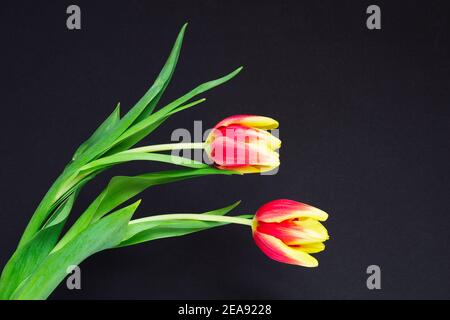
[130,213,253,227]
[123,142,206,154]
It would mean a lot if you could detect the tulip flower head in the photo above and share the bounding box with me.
[252,199,329,267]
[205,115,281,174]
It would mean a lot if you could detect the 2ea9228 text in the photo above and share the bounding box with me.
[178,304,272,317]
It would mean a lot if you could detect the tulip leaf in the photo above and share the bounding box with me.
[104,98,206,155]
[73,24,187,165]
[110,67,243,151]
[72,103,121,161]
[54,168,237,251]
[78,152,208,176]
[132,24,187,123]
[11,201,140,300]
[0,192,78,299]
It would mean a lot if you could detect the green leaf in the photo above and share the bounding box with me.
[78,152,208,177]
[110,67,243,151]
[16,168,79,248]
[11,201,140,300]
[104,98,206,155]
[72,103,121,161]
[118,201,245,247]
[0,192,78,299]
[73,24,188,165]
[166,98,206,116]
[133,23,188,123]
[54,168,238,251]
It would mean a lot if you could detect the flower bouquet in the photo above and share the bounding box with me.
[0,24,329,300]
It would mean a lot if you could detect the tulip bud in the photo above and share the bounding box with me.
[252,199,329,267]
[205,115,281,173]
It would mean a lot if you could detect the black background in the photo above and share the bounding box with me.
[0,0,449,299]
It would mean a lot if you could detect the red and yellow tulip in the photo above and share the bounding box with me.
[205,115,281,173]
[252,199,329,267]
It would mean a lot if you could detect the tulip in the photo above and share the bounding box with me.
[205,115,281,173]
[252,199,329,267]
[121,198,329,268]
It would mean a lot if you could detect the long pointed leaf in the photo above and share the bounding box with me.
[104,98,206,155]
[74,24,187,165]
[72,103,121,161]
[12,201,140,300]
[133,24,188,123]
[110,67,242,151]
[78,152,207,176]
[0,192,78,299]
[54,168,238,251]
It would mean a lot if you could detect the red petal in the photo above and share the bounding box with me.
[256,199,328,223]
[214,115,279,130]
[253,231,319,267]
[256,220,329,245]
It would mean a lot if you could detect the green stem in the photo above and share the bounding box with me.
[130,213,253,227]
[55,143,206,203]
[123,142,206,154]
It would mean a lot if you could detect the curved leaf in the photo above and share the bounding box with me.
[12,201,140,300]
[0,192,78,299]
[72,103,121,161]
[54,168,238,251]
[110,67,242,151]
[74,23,188,165]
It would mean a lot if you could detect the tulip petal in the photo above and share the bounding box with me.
[256,219,329,245]
[298,243,326,254]
[253,231,319,267]
[210,136,280,167]
[215,115,279,130]
[256,199,328,223]
[293,218,329,239]
[237,127,281,150]
[217,125,281,150]
[217,164,278,174]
